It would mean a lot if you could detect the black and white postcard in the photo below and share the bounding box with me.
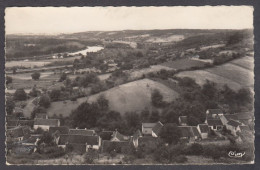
[5,6,254,165]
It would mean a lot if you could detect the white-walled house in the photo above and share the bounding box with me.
[197,124,209,139]
[142,123,157,135]
[58,134,101,152]
[33,118,60,131]
[205,118,223,131]
[151,121,164,137]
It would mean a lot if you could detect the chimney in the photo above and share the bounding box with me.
[85,128,87,130]
[76,127,78,129]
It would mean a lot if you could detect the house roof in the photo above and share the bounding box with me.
[207,109,223,115]
[227,119,242,127]
[34,118,60,126]
[49,126,69,135]
[17,120,35,127]
[69,129,95,136]
[198,124,209,133]
[111,131,130,141]
[207,118,223,126]
[58,135,99,145]
[239,125,250,132]
[179,116,187,124]
[152,121,164,136]
[178,126,200,138]
[99,130,113,140]
[142,123,157,128]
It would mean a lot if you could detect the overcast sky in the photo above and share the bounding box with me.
[5,6,253,34]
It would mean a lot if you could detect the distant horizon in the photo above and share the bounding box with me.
[6,28,253,36]
[5,6,253,35]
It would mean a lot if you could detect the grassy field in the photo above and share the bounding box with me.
[160,58,207,70]
[47,79,179,117]
[176,57,254,91]
[229,56,254,70]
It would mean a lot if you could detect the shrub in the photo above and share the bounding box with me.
[14,88,27,101]
[38,95,51,108]
[31,72,41,80]
[189,143,204,155]
[6,76,12,84]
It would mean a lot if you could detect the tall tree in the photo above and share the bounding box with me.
[159,123,181,145]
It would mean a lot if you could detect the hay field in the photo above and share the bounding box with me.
[47,79,179,117]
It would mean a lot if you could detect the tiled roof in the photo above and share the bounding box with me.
[207,118,223,126]
[111,131,130,141]
[142,123,157,128]
[69,129,95,136]
[49,126,69,135]
[58,135,99,145]
[178,126,200,138]
[34,118,59,126]
[207,109,223,115]
[227,119,242,127]
[152,121,164,136]
[198,124,209,133]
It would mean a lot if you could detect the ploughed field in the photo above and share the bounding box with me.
[176,56,254,91]
[47,79,179,117]
[6,72,59,91]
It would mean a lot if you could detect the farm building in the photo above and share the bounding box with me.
[205,118,223,131]
[178,126,201,143]
[33,118,60,131]
[69,128,96,136]
[151,121,164,137]
[197,124,209,139]
[58,134,101,151]
[142,123,157,135]
[49,126,69,135]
